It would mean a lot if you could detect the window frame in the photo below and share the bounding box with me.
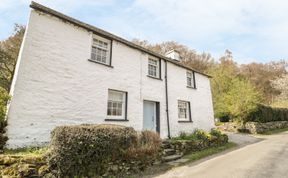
[187,71,196,89]
[177,100,192,122]
[147,56,161,79]
[105,89,128,121]
[89,34,113,67]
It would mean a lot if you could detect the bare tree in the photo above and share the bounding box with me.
[132,39,214,72]
[0,24,25,91]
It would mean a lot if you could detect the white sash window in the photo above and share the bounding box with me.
[107,90,126,119]
[91,35,111,65]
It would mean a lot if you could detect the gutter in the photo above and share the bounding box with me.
[165,61,171,139]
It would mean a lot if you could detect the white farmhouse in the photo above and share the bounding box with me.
[6,2,215,148]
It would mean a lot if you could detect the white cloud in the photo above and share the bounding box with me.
[0,0,27,10]
[33,0,116,13]
[1,0,288,63]
[127,0,288,62]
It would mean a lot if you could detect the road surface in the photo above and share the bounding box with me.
[155,131,288,178]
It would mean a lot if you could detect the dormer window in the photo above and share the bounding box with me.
[148,56,161,79]
[187,71,196,88]
[91,35,111,65]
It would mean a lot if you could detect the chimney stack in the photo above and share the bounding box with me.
[165,49,181,61]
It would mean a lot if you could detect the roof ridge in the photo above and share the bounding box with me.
[30,1,211,78]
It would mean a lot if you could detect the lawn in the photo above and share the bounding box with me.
[3,147,48,156]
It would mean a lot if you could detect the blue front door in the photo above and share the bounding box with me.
[143,101,156,131]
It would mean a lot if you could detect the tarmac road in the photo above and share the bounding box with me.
[155,131,288,178]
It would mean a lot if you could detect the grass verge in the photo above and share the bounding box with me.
[183,142,237,163]
[261,127,288,135]
[3,147,48,156]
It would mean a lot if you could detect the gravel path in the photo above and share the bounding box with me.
[226,132,263,146]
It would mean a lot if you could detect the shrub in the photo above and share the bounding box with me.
[210,129,228,145]
[210,129,222,138]
[47,124,161,177]
[173,129,228,146]
[0,88,10,151]
[123,130,162,171]
[178,131,189,140]
[245,104,288,123]
[217,112,230,122]
[193,129,210,141]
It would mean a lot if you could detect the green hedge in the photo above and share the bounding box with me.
[0,88,9,151]
[0,120,8,151]
[47,124,161,177]
[245,104,288,123]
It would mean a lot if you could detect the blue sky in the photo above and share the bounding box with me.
[1,0,288,64]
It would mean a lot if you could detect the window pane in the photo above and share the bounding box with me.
[187,77,192,86]
[148,64,157,77]
[112,102,117,108]
[148,65,153,76]
[91,53,96,61]
[187,71,194,87]
[149,58,157,65]
[108,91,123,101]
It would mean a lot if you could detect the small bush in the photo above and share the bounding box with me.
[217,113,231,122]
[210,129,222,138]
[123,130,162,171]
[193,129,210,141]
[178,131,189,139]
[210,129,229,145]
[47,124,161,177]
[0,88,10,151]
[245,104,288,123]
[173,129,228,146]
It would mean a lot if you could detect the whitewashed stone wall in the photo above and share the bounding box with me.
[6,9,214,148]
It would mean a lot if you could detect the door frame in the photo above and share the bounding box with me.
[143,100,160,134]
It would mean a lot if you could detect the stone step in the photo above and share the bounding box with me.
[162,154,183,162]
[163,148,176,156]
[162,140,170,144]
[167,158,189,166]
[161,143,171,149]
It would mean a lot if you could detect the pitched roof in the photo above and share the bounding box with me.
[30,1,211,78]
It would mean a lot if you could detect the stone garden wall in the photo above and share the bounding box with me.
[164,133,228,155]
[0,155,48,177]
[245,121,288,134]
